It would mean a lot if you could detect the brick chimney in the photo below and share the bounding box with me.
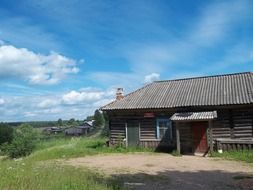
[116,88,124,100]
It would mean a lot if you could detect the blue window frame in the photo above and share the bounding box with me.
[156,118,172,140]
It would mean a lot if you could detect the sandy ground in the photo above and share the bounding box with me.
[65,153,253,190]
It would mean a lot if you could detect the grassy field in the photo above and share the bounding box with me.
[212,150,253,163]
[0,137,153,190]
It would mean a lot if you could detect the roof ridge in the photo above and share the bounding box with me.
[154,71,252,83]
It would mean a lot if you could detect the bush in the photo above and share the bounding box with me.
[93,109,105,127]
[0,123,13,145]
[7,124,38,158]
[100,124,110,137]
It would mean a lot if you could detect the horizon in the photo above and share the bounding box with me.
[0,0,253,122]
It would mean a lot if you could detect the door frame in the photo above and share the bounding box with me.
[125,122,140,147]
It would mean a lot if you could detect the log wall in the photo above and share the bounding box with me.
[110,118,126,144]
[233,109,253,139]
[140,118,156,139]
[212,110,231,139]
[107,106,253,150]
[212,108,253,140]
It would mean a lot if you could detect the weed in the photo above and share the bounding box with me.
[212,150,253,163]
[171,150,182,157]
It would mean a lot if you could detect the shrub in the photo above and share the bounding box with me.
[100,124,110,137]
[93,109,105,127]
[7,124,38,158]
[0,123,13,145]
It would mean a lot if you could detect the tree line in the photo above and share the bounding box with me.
[5,109,107,128]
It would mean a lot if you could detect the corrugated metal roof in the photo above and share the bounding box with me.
[101,72,253,110]
[170,111,217,121]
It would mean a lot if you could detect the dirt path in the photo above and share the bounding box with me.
[65,153,253,190]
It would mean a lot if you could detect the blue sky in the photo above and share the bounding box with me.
[0,0,253,121]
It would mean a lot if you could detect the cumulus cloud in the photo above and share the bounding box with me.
[0,45,79,85]
[144,73,160,83]
[38,99,59,108]
[62,90,105,105]
[0,98,5,105]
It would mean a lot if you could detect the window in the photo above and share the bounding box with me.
[156,119,172,141]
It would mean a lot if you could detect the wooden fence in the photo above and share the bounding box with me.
[216,138,253,151]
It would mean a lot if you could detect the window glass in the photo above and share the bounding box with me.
[156,119,172,141]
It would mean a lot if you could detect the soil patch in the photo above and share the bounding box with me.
[65,153,253,190]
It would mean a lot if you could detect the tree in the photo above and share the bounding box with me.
[93,109,105,127]
[68,118,78,126]
[7,124,38,158]
[0,123,13,145]
[57,118,63,126]
[85,115,94,121]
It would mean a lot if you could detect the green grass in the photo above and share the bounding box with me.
[211,150,253,163]
[0,137,153,190]
[29,137,153,162]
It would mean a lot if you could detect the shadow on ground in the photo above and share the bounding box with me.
[106,170,253,190]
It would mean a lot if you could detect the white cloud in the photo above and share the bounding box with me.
[144,73,160,83]
[0,45,79,85]
[38,99,59,108]
[24,111,37,117]
[62,90,104,105]
[0,98,5,105]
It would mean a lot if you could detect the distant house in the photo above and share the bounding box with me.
[101,72,253,155]
[83,120,94,128]
[65,121,94,136]
[43,127,63,135]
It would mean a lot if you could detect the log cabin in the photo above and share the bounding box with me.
[101,72,253,155]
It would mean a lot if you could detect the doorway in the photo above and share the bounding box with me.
[126,122,140,147]
[192,122,208,153]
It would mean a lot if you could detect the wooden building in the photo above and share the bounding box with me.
[101,72,253,155]
[65,125,92,136]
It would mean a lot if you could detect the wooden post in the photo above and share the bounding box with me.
[176,122,180,154]
[125,123,128,147]
[229,110,235,138]
[208,120,213,152]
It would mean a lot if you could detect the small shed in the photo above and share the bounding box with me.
[43,127,63,135]
[65,125,92,136]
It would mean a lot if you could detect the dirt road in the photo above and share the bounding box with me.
[66,153,253,190]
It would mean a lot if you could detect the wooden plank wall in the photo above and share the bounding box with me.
[109,115,158,144]
[178,122,193,153]
[110,117,126,144]
[139,140,160,148]
[140,118,156,139]
[217,140,253,151]
[212,110,231,139]
[212,108,253,140]
[233,109,253,139]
